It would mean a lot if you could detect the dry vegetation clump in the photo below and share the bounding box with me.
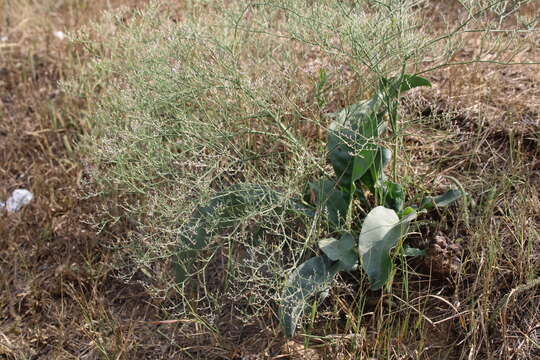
[68,2,437,357]
[1,0,539,359]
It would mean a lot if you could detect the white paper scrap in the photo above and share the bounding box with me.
[2,189,34,212]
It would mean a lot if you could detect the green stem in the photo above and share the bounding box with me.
[388,65,407,182]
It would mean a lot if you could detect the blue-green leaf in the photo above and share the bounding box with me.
[383,181,405,212]
[327,99,384,189]
[318,233,357,271]
[289,199,316,218]
[358,206,417,290]
[174,185,283,284]
[402,246,425,257]
[419,189,462,210]
[397,74,432,93]
[379,74,432,96]
[309,179,349,228]
[359,146,391,192]
[280,255,341,337]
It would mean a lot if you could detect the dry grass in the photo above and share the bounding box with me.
[0,1,176,359]
[1,0,539,359]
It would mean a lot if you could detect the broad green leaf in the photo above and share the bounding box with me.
[358,206,417,290]
[318,233,357,271]
[327,127,357,189]
[379,74,431,96]
[400,206,417,218]
[359,146,391,192]
[330,99,381,126]
[383,181,404,212]
[397,74,432,93]
[402,246,425,257]
[318,237,345,260]
[327,99,384,189]
[289,200,316,218]
[309,179,349,228]
[419,189,462,210]
[280,255,341,337]
[327,127,378,189]
[174,184,283,284]
[358,206,399,255]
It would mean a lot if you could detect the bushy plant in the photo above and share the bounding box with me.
[71,0,435,297]
[174,74,463,336]
[70,0,537,344]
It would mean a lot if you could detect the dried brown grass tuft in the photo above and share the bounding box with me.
[0,1,178,359]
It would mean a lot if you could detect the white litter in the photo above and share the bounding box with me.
[53,31,66,41]
[1,189,34,213]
